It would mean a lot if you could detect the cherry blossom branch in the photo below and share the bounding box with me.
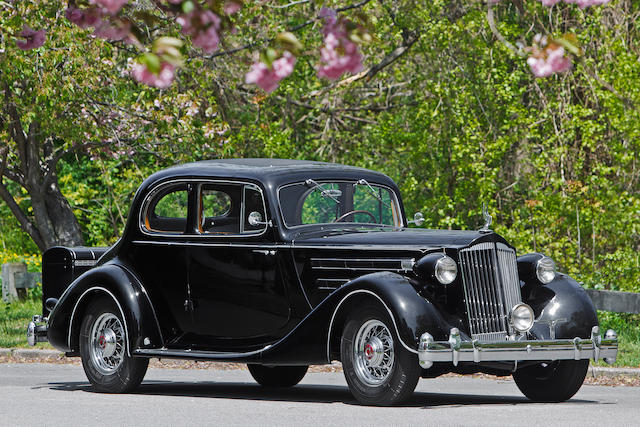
[205,0,374,60]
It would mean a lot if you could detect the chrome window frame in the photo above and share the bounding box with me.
[277,179,404,229]
[139,178,268,238]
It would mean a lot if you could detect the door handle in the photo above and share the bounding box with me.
[252,249,276,256]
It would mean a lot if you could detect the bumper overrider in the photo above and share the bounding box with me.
[418,326,618,368]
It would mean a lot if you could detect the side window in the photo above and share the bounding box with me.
[243,185,266,233]
[200,185,239,234]
[146,186,189,234]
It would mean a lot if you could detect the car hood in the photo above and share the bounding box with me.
[289,227,509,251]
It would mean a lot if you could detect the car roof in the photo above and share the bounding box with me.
[140,158,398,190]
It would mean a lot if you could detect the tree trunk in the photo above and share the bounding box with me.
[1,88,85,251]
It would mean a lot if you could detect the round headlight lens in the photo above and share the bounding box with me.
[435,256,458,284]
[511,303,534,333]
[536,257,556,284]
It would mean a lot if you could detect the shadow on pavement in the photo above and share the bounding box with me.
[43,380,600,407]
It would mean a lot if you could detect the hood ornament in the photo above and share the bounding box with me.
[479,203,492,233]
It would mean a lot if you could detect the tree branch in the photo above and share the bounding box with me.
[0,178,46,251]
[3,82,29,175]
[486,4,526,58]
[306,30,420,97]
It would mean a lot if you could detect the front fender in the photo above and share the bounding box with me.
[523,273,598,340]
[47,263,163,354]
[260,271,451,365]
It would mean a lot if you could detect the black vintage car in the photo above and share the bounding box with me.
[28,159,617,405]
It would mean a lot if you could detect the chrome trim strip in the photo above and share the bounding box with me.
[134,346,270,360]
[310,258,414,263]
[72,260,97,267]
[312,266,406,272]
[418,327,618,367]
[67,286,131,357]
[326,289,419,363]
[131,240,434,251]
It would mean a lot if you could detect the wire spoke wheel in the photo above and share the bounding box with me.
[89,313,125,375]
[353,319,395,386]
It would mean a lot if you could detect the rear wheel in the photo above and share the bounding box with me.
[79,297,148,393]
[513,359,589,402]
[247,364,308,387]
[340,304,420,406]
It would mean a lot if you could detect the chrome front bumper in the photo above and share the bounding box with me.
[418,326,618,368]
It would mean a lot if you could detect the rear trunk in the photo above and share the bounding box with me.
[41,247,109,316]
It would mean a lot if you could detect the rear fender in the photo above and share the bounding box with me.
[46,263,163,354]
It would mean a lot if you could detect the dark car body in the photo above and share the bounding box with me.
[29,159,617,404]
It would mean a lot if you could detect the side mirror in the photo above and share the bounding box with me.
[248,211,271,227]
[407,212,424,227]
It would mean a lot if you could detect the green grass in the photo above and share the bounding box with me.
[598,311,640,368]
[0,295,42,348]
[1,296,639,367]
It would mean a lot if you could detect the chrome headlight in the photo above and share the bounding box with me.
[510,303,534,333]
[434,256,458,285]
[536,257,556,284]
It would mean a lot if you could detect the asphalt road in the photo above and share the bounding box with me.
[1,363,639,426]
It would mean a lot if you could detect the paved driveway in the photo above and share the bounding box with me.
[1,363,638,426]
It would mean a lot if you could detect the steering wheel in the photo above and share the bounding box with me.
[334,210,377,223]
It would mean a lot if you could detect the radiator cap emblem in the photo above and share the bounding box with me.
[480,203,492,233]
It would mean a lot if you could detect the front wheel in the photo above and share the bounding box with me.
[247,364,308,387]
[79,297,148,393]
[340,304,420,406]
[513,359,589,402]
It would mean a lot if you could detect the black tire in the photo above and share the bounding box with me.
[247,364,308,387]
[340,304,420,406]
[513,359,589,402]
[79,297,149,393]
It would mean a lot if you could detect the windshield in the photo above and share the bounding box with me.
[278,180,402,228]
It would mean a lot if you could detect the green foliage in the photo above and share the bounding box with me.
[0,292,50,349]
[0,0,639,361]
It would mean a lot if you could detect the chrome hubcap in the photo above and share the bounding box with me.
[90,313,125,375]
[354,320,395,386]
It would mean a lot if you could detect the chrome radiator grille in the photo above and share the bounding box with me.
[459,242,522,342]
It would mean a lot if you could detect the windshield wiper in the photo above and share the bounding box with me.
[305,179,341,204]
[354,179,390,208]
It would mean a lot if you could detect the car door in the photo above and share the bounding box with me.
[187,181,291,351]
[131,181,194,346]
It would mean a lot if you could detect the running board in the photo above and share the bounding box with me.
[133,347,269,361]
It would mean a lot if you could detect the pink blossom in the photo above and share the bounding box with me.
[564,0,610,8]
[177,10,221,53]
[65,7,103,28]
[167,0,182,3]
[132,62,176,88]
[317,8,364,80]
[245,51,296,93]
[527,46,572,77]
[91,0,129,14]
[223,1,241,15]
[16,25,46,50]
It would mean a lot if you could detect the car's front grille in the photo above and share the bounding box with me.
[458,242,522,342]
